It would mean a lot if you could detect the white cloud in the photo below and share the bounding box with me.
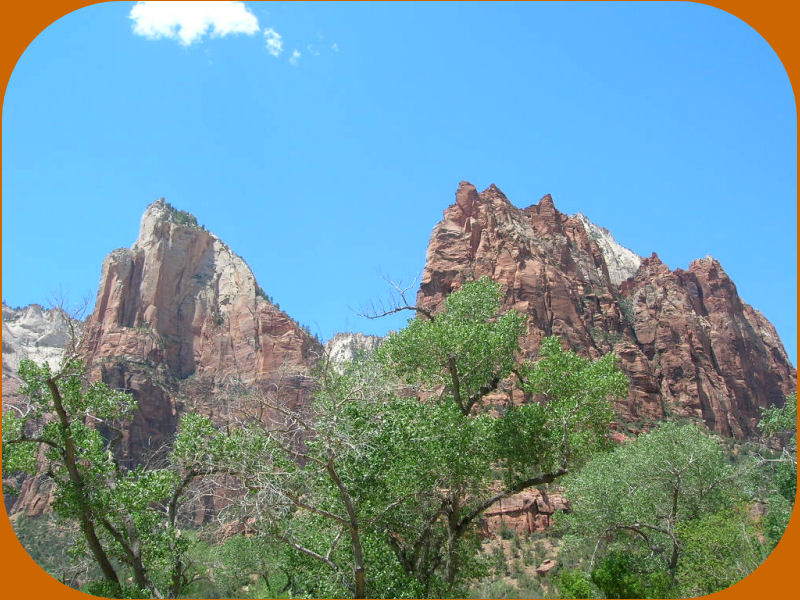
[331,42,339,52]
[264,28,283,57]
[289,49,301,66]
[130,1,260,46]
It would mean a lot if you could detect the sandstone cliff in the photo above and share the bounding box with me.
[2,303,77,408]
[77,199,322,464]
[417,182,796,437]
[6,201,323,515]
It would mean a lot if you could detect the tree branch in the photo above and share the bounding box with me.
[456,468,568,534]
[273,533,342,573]
[464,372,502,414]
[363,304,435,321]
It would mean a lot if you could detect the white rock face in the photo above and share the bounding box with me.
[574,213,641,286]
[325,333,382,370]
[2,303,77,372]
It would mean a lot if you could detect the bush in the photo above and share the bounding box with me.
[554,568,595,599]
[499,523,517,540]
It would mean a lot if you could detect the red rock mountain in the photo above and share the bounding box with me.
[78,199,322,464]
[5,186,795,517]
[418,182,796,438]
[7,201,323,516]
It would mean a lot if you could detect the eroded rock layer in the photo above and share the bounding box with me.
[417,182,796,437]
[6,201,322,516]
[78,200,322,464]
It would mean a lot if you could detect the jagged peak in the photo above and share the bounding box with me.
[691,254,721,267]
[480,183,510,203]
[640,252,665,268]
[454,181,480,216]
[457,180,476,191]
[689,255,727,277]
[136,198,210,248]
[538,193,555,209]
[452,182,514,221]
[142,198,200,228]
[521,193,556,214]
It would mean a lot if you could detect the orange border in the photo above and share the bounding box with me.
[1,1,797,599]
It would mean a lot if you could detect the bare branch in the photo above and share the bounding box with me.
[273,532,342,573]
[358,274,435,321]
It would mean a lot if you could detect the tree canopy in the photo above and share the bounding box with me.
[554,415,795,598]
[173,278,629,598]
[3,359,202,598]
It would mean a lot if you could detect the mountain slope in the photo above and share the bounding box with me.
[417,182,796,437]
[78,199,322,465]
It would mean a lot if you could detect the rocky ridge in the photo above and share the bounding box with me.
[417,182,796,437]
[2,303,74,372]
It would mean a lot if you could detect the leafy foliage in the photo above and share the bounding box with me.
[176,278,627,598]
[554,416,795,597]
[754,393,797,549]
[589,551,673,599]
[2,359,197,598]
[555,567,597,599]
[758,393,797,442]
[559,423,741,581]
[675,506,766,597]
[377,278,527,416]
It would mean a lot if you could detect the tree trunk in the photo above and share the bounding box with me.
[326,459,367,598]
[47,378,121,592]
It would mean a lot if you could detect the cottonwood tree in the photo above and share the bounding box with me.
[170,358,401,599]
[557,422,751,596]
[365,279,626,595]
[754,392,797,548]
[2,358,202,599]
[182,278,628,597]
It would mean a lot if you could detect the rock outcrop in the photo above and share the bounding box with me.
[324,332,382,370]
[417,182,796,437]
[2,303,77,407]
[2,303,74,372]
[482,489,569,537]
[6,201,323,516]
[76,199,322,465]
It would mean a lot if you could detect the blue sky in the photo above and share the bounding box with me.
[2,1,796,364]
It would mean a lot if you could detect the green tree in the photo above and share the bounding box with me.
[558,422,745,593]
[2,359,198,598]
[360,278,627,595]
[675,506,767,597]
[755,393,797,548]
[183,278,628,598]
